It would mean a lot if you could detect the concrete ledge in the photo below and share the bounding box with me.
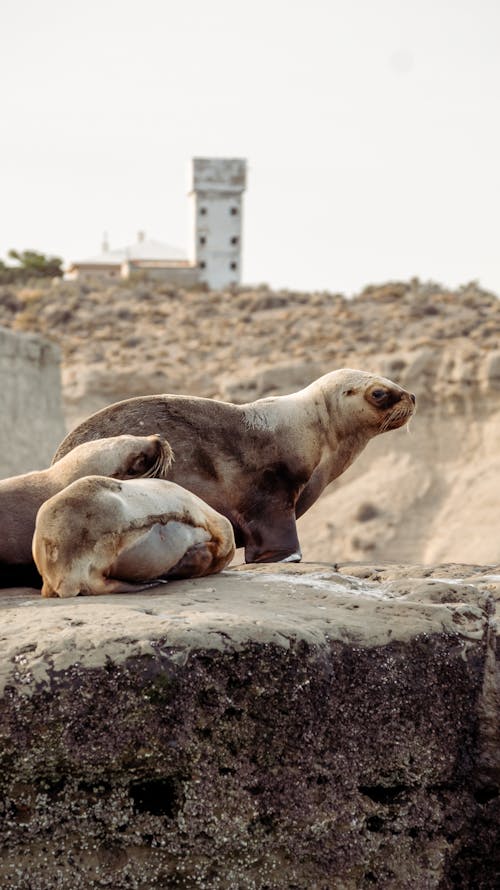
[0,326,65,477]
[0,563,498,889]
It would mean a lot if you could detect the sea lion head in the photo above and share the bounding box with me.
[318,369,415,437]
[52,434,174,480]
[363,376,416,432]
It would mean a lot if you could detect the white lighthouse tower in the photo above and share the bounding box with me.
[189,158,247,290]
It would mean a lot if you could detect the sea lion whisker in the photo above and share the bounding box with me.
[142,438,174,478]
[380,411,395,433]
[380,403,409,433]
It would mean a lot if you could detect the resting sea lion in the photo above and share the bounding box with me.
[0,434,172,587]
[33,476,235,597]
[52,369,416,564]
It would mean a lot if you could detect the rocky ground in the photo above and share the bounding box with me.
[0,276,499,565]
[0,561,498,889]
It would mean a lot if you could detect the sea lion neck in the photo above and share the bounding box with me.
[242,387,330,442]
[313,370,378,441]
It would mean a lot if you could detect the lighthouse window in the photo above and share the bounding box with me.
[230,262,237,270]
[200,261,206,269]
[200,236,206,245]
[230,207,238,215]
[200,207,207,215]
[230,236,239,245]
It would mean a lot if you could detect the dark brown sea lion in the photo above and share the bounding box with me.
[33,476,235,598]
[52,369,416,564]
[0,434,172,588]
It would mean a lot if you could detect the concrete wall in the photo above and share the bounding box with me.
[124,263,201,287]
[0,326,66,478]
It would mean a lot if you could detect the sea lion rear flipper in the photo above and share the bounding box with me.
[244,513,302,564]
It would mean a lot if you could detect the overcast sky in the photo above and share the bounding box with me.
[1,0,499,294]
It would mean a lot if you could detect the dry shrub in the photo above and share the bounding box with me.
[235,292,290,312]
[13,307,43,332]
[361,282,408,302]
[17,288,45,304]
[0,289,22,313]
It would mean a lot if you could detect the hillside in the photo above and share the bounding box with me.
[1,276,499,564]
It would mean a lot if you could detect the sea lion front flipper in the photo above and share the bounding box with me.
[110,521,210,584]
[165,540,230,579]
[87,577,168,596]
[244,513,302,564]
[41,576,167,597]
[294,462,331,519]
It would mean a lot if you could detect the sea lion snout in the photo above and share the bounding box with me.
[374,385,415,433]
[389,388,415,409]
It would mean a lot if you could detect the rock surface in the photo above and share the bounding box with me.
[0,562,498,889]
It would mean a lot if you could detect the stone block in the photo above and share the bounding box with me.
[0,564,498,889]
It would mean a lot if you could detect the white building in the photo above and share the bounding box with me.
[66,232,198,285]
[189,158,247,289]
[67,158,247,290]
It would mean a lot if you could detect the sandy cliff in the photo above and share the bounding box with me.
[0,277,498,564]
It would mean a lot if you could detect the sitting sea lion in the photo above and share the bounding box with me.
[0,434,172,587]
[52,369,416,564]
[33,476,235,597]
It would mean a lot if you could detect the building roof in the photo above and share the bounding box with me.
[73,238,187,267]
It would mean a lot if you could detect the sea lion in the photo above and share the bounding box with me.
[0,434,172,588]
[33,476,236,597]
[52,369,416,564]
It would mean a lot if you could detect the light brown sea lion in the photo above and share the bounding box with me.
[0,434,172,588]
[33,476,235,597]
[52,369,416,564]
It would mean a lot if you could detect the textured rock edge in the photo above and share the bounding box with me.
[0,566,498,890]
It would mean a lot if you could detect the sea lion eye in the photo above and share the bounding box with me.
[371,389,387,400]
